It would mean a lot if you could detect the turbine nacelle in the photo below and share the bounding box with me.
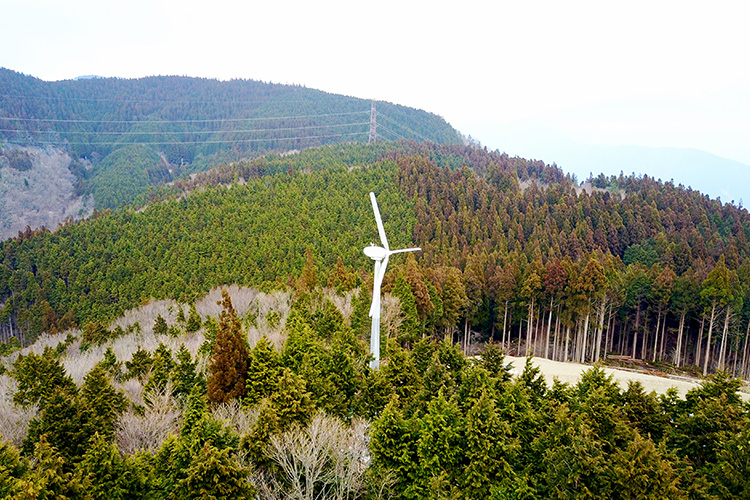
[363,244,388,261]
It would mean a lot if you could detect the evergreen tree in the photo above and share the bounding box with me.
[74,433,131,500]
[80,364,128,441]
[244,336,280,406]
[17,436,81,500]
[0,441,26,499]
[186,304,202,333]
[124,345,153,381]
[12,349,76,407]
[144,343,175,404]
[462,389,515,499]
[207,290,248,405]
[174,443,254,500]
[153,313,168,336]
[270,368,314,430]
[172,344,203,401]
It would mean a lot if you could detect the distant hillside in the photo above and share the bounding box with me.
[2,142,749,383]
[0,68,463,214]
[481,120,750,203]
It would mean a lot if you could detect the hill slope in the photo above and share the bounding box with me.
[1,141,749,380]
[0,68,463,216]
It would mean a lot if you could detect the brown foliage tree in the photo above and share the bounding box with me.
[207,290,249,405]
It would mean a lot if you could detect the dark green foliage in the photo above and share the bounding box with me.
[144,343,175,405]
[243,336,280,407]
[153,314,168,336]
[479,341,511,381]
[621,381,670,441]
[240,399,280,467]
[186,304,202,333]
[125,345,153,381]
[19,436,82,499]
[270,368,313,430]
[74,433,133,500]
[82,320,111,346]
[517,356,547,405]
[172,344,203,401]
[80,365,128,440]
[12,348,76,407]
[609,432,685,500]
[97,346,123,381]
[24,365,127,463]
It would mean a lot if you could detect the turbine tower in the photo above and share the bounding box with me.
[363,192,421,369]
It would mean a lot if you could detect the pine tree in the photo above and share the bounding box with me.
[186,304,202,333]
[80,364,128,442]
[244,336,280,407]
[0,441,25,499]
[172,344,203,401]
[270,368,313,430]
[12,349,76,407]
[174,443,254,500]
[207,290,248,405]
[18,435,81,499]
[124,345,153,381]
[153,313,168,336]
[74,433,131,500]
[462,389,514,498]
[144,343,175,404]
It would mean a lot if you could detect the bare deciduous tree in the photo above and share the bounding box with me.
[115,385,181,454]
[255,413,369,500]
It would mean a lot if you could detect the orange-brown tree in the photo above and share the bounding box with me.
[207,290,248,404]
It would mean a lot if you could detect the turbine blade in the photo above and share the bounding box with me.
[369,255,388,318]
[389,247,422,255]
[369,260,381,317]
[370,192,389,250]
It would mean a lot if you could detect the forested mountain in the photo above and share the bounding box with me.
[2,140,750,498]
[0,68,462,214]
[2,141,749,378]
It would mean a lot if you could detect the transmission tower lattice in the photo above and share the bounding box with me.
[368,100,377,144]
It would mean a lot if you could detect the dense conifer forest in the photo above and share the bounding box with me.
[1,137,750,497]
[0,68,462,211]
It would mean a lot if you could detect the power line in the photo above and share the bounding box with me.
[0,110,369,125]
[7,130,369,146]
[0,121,370,136]
[377,112,432,142]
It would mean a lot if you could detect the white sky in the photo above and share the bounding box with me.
[2,0,750,197]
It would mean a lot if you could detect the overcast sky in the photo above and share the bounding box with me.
[2,0,749,201]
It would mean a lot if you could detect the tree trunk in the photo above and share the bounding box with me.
[703,303,717,376]
[564,324,570,362]
[553,308,561,361]
[696,316,705,369]
[545,299,554,359]
[580,312,590,363]
[526,299,534,356]
[632,303,641,359]
[604,302,614,360]
[718,307,732,371]
[674,312,686,367]
[594,299,606,362]
[742,317,750,378]
[652,309,662,362]
[659,311,668,360]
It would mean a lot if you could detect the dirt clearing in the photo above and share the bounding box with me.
[504,355,750,400]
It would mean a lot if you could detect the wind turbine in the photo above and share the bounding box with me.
[363,192,421,369]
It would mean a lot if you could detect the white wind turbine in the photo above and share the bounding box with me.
[363,192,421,369]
